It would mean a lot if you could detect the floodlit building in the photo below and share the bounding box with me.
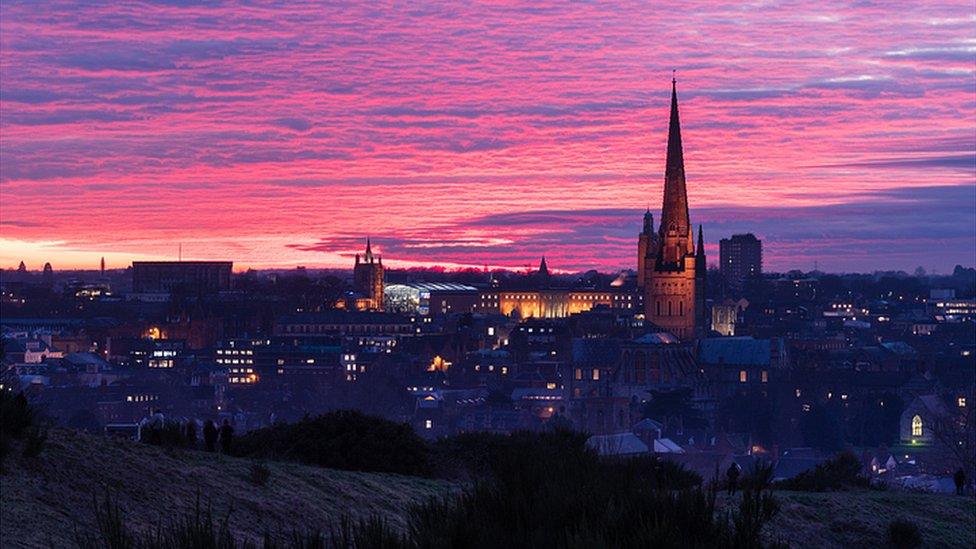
[642,79,706,340]
[353,239,384,310]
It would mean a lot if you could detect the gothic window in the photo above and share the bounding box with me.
[668,301,673,316]
[656,300,661,316]
[679,301,684,316]
[912,415,923,437]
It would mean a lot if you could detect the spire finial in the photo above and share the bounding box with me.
[672,69,676,86]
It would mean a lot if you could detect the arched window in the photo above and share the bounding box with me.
[656,300,661,316]
[668,301,673,316]
[679,301,684,316]
[912,415,923,437]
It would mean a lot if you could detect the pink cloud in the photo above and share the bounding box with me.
[1,1,973,272]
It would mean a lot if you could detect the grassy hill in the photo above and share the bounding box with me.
[0,429,451,548]
[763,490,975,548]
[2,429,973,548]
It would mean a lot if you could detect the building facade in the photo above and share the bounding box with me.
[353,239,384,310]
[637,210,659,289]
[642,80,706,341]
[477,259,638,319]
[719,233,762,294]
[131,261,232,294]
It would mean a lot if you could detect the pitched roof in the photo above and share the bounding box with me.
[697,337,771,366]
[587,433,649,456]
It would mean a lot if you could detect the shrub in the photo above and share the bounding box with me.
[1,390,41,468]
[139,419,186,449]
[248,463,271,487]
[400,430,774,548]
[233,410,431,477]
[776,451,869,491]
[886,518,922,548]
[729,462,780,547]
[75,492,137,549]
[22,425,48,458]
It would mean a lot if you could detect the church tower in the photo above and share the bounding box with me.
[353,238,385,310]
[643,79,706,340]
[637,209,659,289]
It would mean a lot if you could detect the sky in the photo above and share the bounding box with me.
[1,1,974,274]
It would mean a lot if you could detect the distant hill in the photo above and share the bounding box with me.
[0,429,450,548]
[1,429,973,548]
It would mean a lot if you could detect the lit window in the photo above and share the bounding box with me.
[912,415,923,437]
[592,369,600,381]
[760,370,768,383]
[574,368,582,381]
[795,389,801,398]
[546,382,556,390]
[959,397,967,408]
[425,419,432,430]
[739,370,747,383]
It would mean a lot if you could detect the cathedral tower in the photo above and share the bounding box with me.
[637,209,659,288]
[643,79,706,340]
[354,238,384,310]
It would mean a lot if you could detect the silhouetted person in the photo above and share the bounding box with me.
[219,419,234,454]
[203,420,218,452]
[726,462,741,496]
[148,409,165,445]
[954,468,965,496]
[184,420,197,448]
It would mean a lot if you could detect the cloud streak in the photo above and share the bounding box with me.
[0,1,974,272]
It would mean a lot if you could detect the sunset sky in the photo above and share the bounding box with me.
[1,1,974,273]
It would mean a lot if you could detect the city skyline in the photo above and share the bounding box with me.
[2,2,975,273]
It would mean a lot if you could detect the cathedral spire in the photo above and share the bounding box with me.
[660,77,691,240]
[364,237,374,263]
[697,225,705,257]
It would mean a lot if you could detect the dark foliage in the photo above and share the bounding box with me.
[22,424,48,458]
[776,451,870,492]
[642,387,709,431]
[730,462,780,547]
[1,390,42,469]
[75,492,138,549]
[232,410,431,477]
[139,419,188,449]
[886,518,922,549]
[404,428,773,548]
[799,402,844,453]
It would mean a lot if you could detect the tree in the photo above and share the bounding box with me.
[799,402,844,453]
[642,387,708,432]
[930,403,975,477]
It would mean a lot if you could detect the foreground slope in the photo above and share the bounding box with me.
[2,429,973,548]
[764,490,975,548]
[0,429,450,548]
